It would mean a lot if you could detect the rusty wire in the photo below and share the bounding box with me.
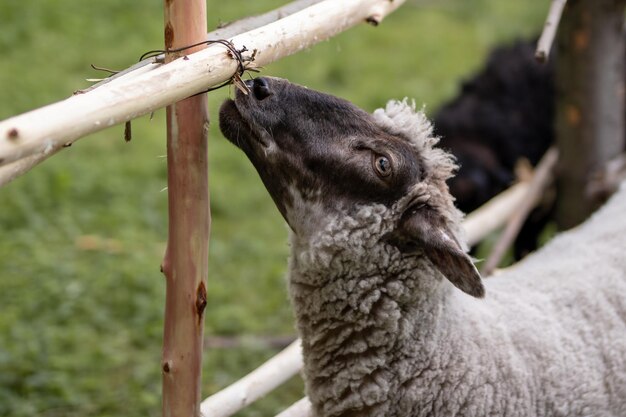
[89,38,255,95]
[138,38,253,94]
[90,38,255,141]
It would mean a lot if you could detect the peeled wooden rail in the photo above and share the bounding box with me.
[0,0,324,187]
[0,0,405,186]
[82,0,322,94]
[481,148,558,275]
[200,340,303,417]
[535,0,567,62]
[463,181,530,247]
[274,397,312,417]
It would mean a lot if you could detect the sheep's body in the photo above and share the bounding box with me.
[288,184,626,417]
[218,77,626,417]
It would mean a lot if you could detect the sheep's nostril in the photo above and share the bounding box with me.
[244,79,254,90]
[252,77,272,100]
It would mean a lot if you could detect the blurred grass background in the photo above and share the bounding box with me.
[0,1,546,416]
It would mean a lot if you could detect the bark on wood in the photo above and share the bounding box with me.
[555,0,626,229]
[161,1,209,416]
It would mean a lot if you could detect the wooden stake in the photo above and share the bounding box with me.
[161,0,209,416]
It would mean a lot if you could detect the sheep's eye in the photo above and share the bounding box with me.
[373,154,392,178]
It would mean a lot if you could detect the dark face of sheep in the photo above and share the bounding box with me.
[219,77,422,221]
[219,77,484,298]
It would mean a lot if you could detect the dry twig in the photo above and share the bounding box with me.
[481,148,559,276]
[535,0,567,62]
[463,182,530,247]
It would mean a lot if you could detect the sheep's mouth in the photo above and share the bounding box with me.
[219,98,271,150]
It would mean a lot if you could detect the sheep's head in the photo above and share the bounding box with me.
[219,77,484,298]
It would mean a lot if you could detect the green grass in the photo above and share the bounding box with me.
[0,1,545,416]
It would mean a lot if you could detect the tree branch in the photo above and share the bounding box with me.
[463,181,530,247]
[535,0,567,62]
[554,0,626,228]
[481,148,559,276]
[0,153,52,186]
[274,397,312,417]
[199,340,303,417]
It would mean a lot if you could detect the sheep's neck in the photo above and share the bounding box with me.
[288,236,452,417]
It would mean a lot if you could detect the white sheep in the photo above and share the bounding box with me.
[219,77,626,417]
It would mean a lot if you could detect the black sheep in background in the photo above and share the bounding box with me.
[433,40,555,258]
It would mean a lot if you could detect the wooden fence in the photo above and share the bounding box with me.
[1,0,624,416]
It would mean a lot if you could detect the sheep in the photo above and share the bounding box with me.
[433,40,555,258]
[434,38,626,258]
[219,77,626,417]
[433,40,554,216]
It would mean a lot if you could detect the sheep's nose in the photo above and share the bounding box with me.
[245,77,272,101]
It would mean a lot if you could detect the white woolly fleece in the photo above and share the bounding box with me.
[285,101,626,417]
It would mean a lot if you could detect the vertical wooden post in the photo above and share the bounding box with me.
[555,0,626,229]
[161,0,209,416]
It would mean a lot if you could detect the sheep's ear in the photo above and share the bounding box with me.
[390,207,485,298]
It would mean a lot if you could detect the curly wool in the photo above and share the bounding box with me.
[287,102,626,417]
[372,100,468,250]
[373,99,457,183]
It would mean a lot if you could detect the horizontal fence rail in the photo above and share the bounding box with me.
[200,340,303,417]
[0,0,405,186]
